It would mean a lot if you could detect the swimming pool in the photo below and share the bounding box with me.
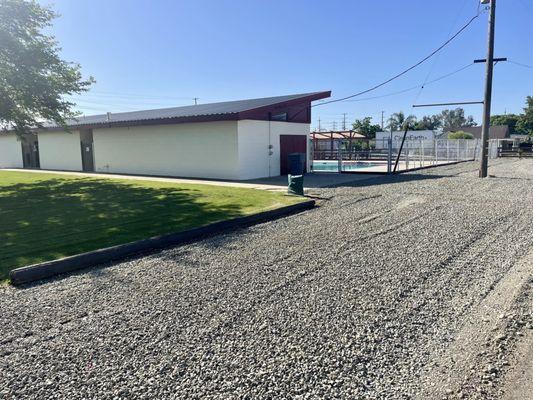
[311,160,379,172]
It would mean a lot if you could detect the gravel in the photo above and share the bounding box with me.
[1,158,532,399]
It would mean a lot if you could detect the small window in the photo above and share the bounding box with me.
[271,112,288,121]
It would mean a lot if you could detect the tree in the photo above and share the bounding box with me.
[448,131,474,140]
[386,111,417,131]
[352,117,381,139]
[516,96,533,136]
[490,114,524,135]
[439,108,475,131]
[414,115,442,131]
[0,0,94,135]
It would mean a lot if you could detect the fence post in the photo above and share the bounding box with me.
[435,140,438,165]
[337,147,342,172]
[387,137,392,174]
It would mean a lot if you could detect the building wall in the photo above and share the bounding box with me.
[0,134,23,168]
[38,130,82,171]
[92,121,240,179]
[1,120,311,179]
[237,120,310,179]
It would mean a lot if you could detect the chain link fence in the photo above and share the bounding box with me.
[312,138,480,173]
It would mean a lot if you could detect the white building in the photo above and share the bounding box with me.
[0,92,331,180]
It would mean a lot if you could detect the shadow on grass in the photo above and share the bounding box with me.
[0,177,250,280]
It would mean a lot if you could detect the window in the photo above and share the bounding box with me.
[271,112,288,121]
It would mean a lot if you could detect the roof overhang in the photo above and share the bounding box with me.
[30,91,332,133]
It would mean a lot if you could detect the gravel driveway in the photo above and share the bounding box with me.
[1,159,532,399]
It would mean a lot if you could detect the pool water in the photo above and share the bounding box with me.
[312,161,379,172]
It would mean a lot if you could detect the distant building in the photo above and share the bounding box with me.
[448,125,509,140]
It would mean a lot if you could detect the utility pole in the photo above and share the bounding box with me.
[342,113,347,130]
[193,97,199,105]
[479,0,496,178]
[381,111,385,130]
[318,117,322,132]
[332,121,337,131]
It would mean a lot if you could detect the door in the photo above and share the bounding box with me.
[279,135,307,175]
[21,134,40,168]
[80,129,95,172]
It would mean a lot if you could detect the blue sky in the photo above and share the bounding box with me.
[44,0,532,130]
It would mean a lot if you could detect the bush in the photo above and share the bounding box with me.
[448,131,475,140]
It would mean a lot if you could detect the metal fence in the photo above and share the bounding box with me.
[312,138,480,174]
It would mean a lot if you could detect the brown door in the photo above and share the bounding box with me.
[80,129,95,172]
[279,135,307,175]
[21,134,40,169]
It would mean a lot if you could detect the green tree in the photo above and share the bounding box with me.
[490,114,524,135]
[386,111,417,131]
[413,115,442,131]
[440,108,475,131]
[352,117,381,139]
[448,131,474,139]
[516,96,533,136]
[0,0,94,135]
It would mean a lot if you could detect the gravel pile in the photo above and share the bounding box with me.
[1,158,532,399]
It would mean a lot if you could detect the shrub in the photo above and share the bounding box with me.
[448,131,475,139]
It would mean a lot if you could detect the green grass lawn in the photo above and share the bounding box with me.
[0,171,303,281]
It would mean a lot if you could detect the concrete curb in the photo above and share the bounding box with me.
[10,199,315,285]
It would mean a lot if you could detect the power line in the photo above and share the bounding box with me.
[413,0,471,104]
[77,91,198,100]
[341,62,475,103]
[518,0,533,14]
[66,94,180,104]
[314,11,483,108]
[508,60,533,69]
[66,98,149,109]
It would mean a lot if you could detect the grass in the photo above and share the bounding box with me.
[0,170,303,281]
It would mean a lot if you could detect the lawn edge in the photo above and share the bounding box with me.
[9,199,315,285]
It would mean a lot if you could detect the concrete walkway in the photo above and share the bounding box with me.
[1,168,381,191]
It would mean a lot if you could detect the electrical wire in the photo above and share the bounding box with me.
[65,97,181,109]
[508,60,533,69]
[313,11,483,108]
[338,62,475,103]
[413,0,471,104]
[312,62,475,131]
[74,91,198,100]
[518,0,533,14]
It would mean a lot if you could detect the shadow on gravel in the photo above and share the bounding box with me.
[328,173,450,189]
[488,175,533,182]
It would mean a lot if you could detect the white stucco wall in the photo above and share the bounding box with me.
[38,130,82,171]
[92,121,240,179]
[237,120,310,179]
[0,134,23,168]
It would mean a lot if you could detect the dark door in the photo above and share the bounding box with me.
[280,135,307,175]
[80,129,95,172]
[21,134,40,168]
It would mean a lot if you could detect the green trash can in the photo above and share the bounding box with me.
[288,174,304,196]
